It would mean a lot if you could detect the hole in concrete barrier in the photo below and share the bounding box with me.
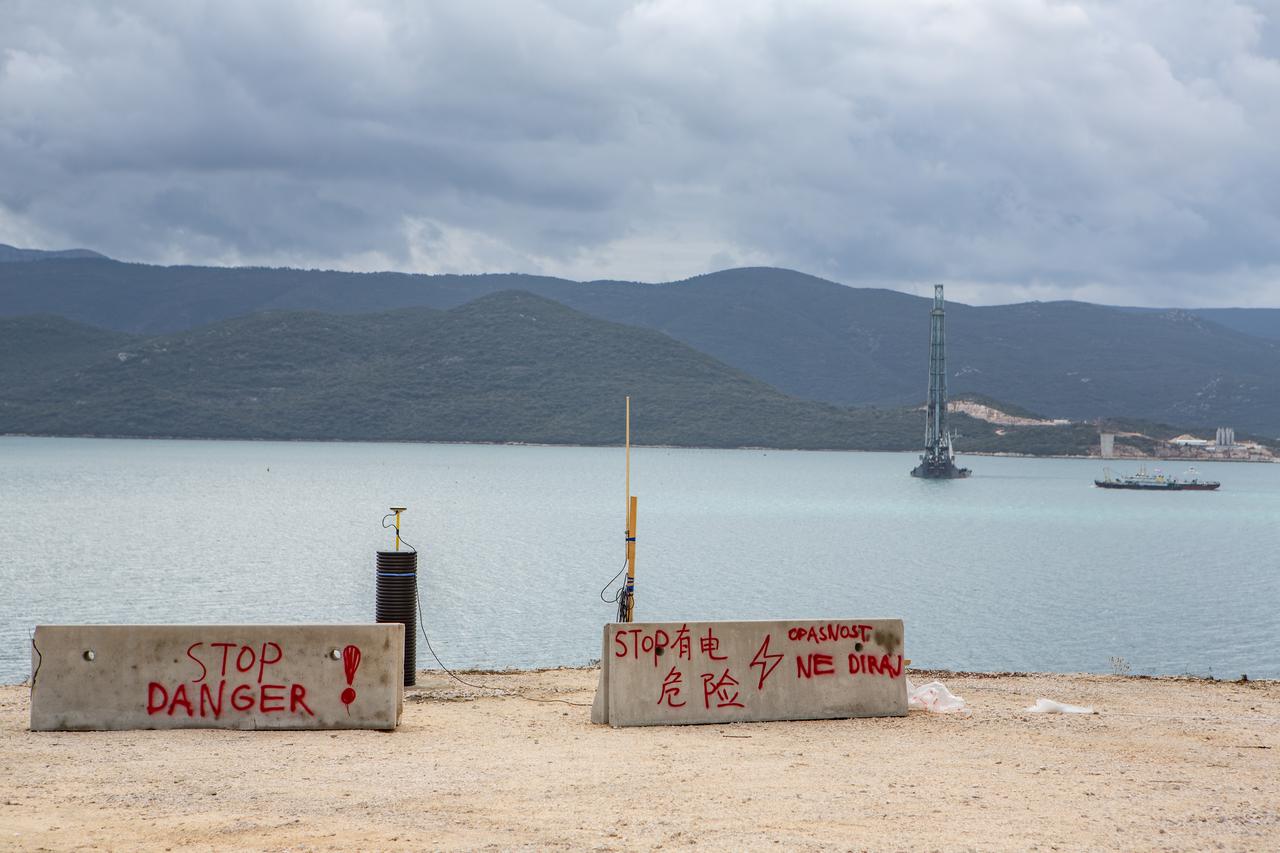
[854,642,863,652]
[328,648,341,660]
[83,650,96,662]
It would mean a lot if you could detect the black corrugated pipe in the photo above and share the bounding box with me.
[375,550,417,686]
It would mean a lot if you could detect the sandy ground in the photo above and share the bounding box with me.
[2,668,1277,852]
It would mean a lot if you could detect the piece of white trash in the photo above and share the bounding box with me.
[906,677,969,715]
[1024,697,1095,714]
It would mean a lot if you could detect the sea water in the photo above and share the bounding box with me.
[2,436,1277,683]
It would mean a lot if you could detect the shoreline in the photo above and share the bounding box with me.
[3,433,1275,463]
[6,664,1277,690]
[4,667,1277,850]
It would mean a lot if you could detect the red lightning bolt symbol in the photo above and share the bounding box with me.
[750,634,783,690]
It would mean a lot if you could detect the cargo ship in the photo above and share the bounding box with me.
[1094,467,1220,491]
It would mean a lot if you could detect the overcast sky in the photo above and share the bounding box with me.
[3,1,1279,306]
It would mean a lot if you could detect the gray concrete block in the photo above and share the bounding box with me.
[30,624,404,731]
[593,619,906,727]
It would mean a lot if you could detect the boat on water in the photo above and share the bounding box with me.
[1094,466,1220,491]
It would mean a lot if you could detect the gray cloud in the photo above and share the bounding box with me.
[2,0,1279,306]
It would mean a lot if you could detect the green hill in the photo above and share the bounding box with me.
[1,291,1114,454]
[0,292,909,447]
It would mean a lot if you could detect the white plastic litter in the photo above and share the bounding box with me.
[906,677,969,715]
[1024,697,1095,714]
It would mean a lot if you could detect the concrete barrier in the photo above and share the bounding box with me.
[30,624,404,731]
[591,619,906,727]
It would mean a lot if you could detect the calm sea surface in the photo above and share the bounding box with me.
[2,436,1277,683]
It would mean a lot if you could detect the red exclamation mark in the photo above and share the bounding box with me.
[341,644,361,711]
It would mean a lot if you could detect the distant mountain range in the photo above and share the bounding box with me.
[2,254,1278,434]
[0,243,108,263]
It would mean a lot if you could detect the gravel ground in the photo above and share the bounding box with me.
[2,668,1277,851]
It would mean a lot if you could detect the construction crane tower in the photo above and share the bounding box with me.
[910,284,971,479]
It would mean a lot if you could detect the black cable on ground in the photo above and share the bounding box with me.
[412,563,592,708]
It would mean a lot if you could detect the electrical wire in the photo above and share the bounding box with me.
[599,557,628,604]
[381,513,417,553]
[29,630,42,688]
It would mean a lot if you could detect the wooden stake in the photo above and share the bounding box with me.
[625,396,631,518]
[625,495,638,622]
[623,397,637,622]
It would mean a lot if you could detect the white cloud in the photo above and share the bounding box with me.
[0,200,62,250]
[1,0,1279,306]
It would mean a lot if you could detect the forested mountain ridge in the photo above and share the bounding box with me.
[1,291,1112,453]
[2,257,1277,433]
